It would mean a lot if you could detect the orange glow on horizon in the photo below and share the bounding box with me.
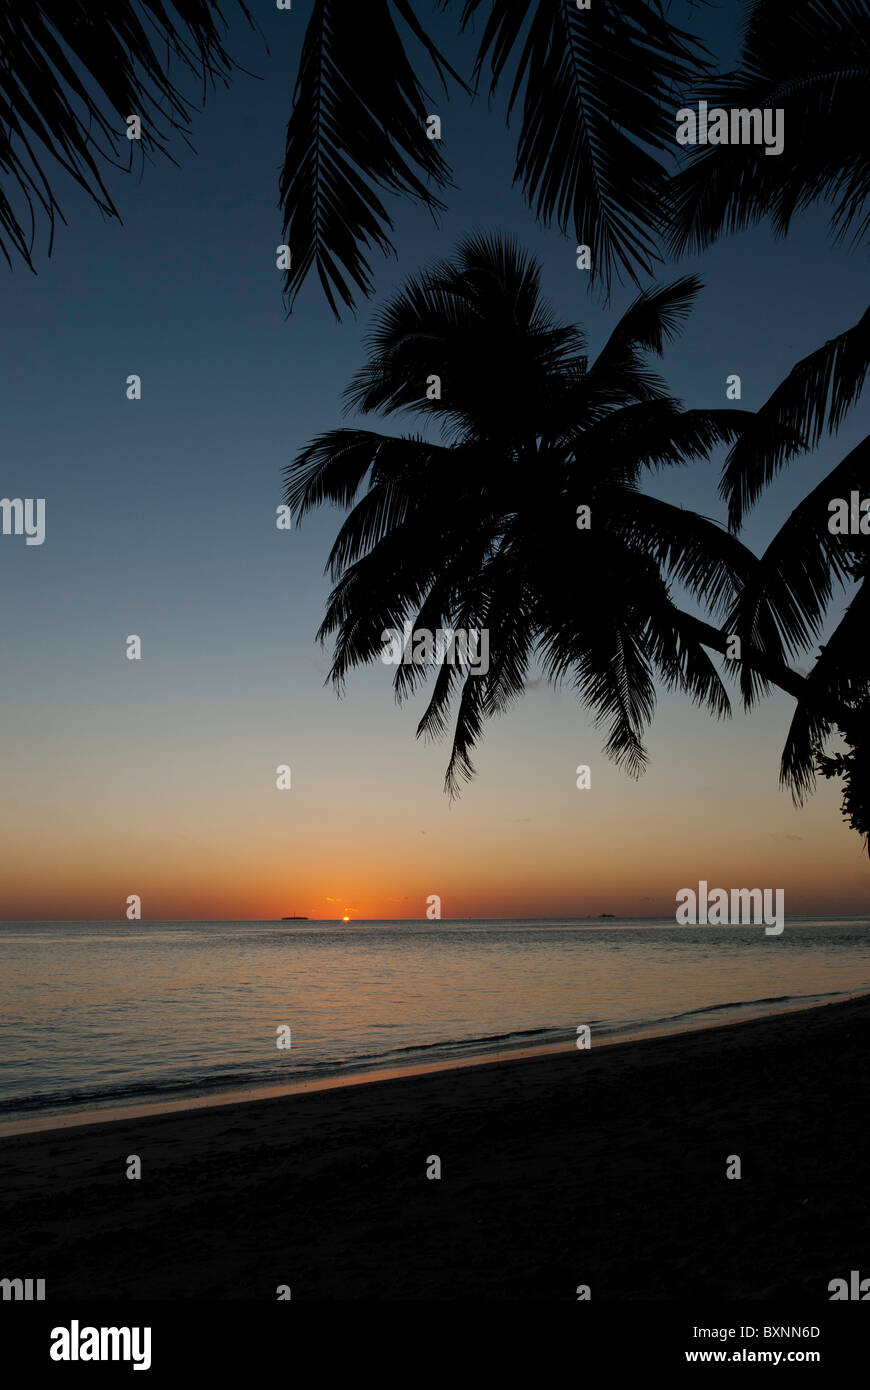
[2,741,869,920]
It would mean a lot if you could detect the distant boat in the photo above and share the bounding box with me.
[281,915,308,921]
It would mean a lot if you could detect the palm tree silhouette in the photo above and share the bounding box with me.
[284,233,843,795]
[668,0,870,834]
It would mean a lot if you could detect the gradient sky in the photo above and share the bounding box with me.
[1,2,868,920]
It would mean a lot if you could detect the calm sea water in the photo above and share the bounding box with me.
[0,917,868,1127]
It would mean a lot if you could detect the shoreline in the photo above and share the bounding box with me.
[2,987,865,1140]
[2,990,870,1298]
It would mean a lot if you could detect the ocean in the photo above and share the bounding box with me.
[1,917,868,1130]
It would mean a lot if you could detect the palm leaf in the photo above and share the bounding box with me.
[279,0,462,319]
[668,0,870,255]
[460,0,710,290]
[780,574,870,800]
[566,401,759,484]
[723,433,870,706]
[284,428,456,522]
[721,302,870,528]
[611,490,760,617]
[0,1,252,269]
[537,601,656,779]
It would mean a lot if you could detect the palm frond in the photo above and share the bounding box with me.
[721,302,870,528]
[668,0,870,254]
[316,520,447,690]
[595,274,704,357]
[436,551,535,798]
[724,432,870,705]
[611,490,759,617]
[460,0,710,290]
[534,557,659,778]
[655,607,733,720]
[284,428,457,523]
[568,402,759,485]
[553,275,705,423]
[441,669,488,797]
[780,574,870,800]
[279,0,461,319]
[0,1,253,269]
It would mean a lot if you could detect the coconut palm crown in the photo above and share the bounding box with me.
[283,233,807,795]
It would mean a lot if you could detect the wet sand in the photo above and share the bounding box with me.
[1,994,869,1300]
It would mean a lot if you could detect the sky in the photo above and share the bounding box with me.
[1,2,868,921]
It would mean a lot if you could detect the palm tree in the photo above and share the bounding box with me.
[0,1,252,270]
[284,233,842,795]
[668,0,870,837]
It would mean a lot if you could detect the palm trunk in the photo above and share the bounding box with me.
[678,611,857,732]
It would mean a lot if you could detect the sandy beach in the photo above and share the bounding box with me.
[2,993,869,1301]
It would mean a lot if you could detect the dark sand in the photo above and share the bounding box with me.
[2,996,869,1301]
